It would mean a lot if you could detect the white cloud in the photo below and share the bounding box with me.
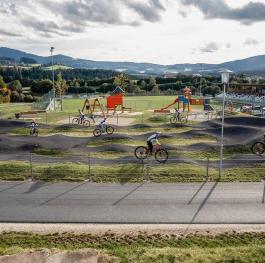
[244,38,259,46]
[198,42,220,53]
[1,0,265,64]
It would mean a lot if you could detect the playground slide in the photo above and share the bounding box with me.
[160,99,178,111]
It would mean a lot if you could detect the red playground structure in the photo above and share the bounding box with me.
[106,93,124,113]
[106,86,132,113]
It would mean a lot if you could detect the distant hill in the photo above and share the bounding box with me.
[1,47,265,75]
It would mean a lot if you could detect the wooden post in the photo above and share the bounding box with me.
[88,153,92,182]
[29,153,33,181]
[205,156,209,181]
[262,177,265,204]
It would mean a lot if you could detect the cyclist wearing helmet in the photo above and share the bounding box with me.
[147,131,161,155]
[99,116,107,131]
[29,120,38,135]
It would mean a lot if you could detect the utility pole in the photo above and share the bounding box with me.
[50,47,56,111]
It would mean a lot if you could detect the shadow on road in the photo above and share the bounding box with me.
[113,182,145,206]
[24,181,50,194]
[40,182,88,206]
[0,182,25,193]
[188,181,207,205]
[189,181,219,224]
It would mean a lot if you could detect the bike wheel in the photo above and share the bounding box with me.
[106,126,114,135]
[93,129,102,137]
[83,120,90,127]
[34,129,39,137]
[155,149,168,163]
[180,117,187,123]
[134,146,148,160]
[72,118,80,125]
[170,117,176,124]
[251,142,265,155]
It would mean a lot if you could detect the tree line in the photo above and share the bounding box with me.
[2,65,257,104]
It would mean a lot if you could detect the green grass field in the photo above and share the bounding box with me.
[1,231,265,262]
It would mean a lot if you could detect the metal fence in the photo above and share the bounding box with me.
[1,153,264,183]
[32,90,54,110]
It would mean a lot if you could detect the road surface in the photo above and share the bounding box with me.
[0,181,265,223]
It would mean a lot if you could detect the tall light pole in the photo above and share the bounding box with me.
[219,69,233,177]
[197,74,202,97]
[50,47,56,110]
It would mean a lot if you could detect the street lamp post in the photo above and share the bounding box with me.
[50,47,55,110]
[219,69,233,177]
[197,74,202,97]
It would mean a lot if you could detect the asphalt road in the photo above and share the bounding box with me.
[1,181,265,223]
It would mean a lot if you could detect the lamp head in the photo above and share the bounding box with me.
[219,69,233,84]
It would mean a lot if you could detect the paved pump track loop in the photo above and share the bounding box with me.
[1,117,265,223]
[1,117,265,168]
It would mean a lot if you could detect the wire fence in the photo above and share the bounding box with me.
[32,90,54,110]
[1,153,264,183]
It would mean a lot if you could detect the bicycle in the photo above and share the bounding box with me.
[251,135,265,155]
[72,116,92,127]
[30,127,39,136]
[134,144,169,163]
[170,114,187,124]
[93,125,114,137]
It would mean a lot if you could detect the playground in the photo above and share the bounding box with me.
[0,89,265,183]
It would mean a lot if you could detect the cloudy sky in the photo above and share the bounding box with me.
[1,0,265,64]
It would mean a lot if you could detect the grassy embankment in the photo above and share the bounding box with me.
[0,159,264,183]
[0,232,265,262]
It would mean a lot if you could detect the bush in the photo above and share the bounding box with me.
[18,93,25,102]
[11,90,20,102]
[24,95,34,102]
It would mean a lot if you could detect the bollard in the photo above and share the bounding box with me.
[46,112,48,124]
[117,114,119,126]
[69,114,71,124]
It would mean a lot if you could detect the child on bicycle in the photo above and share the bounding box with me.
[147,131,161,155]
[99,117,107,132]
[78,109,85,122]
[29,120,38,135]
[175,108,180,121]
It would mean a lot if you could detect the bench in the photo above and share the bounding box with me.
[15,110,46,120]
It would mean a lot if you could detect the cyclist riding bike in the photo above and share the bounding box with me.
[29,120,38,135]
[175,108,181,121]
[147,131,161,155]
[99,117,107,132]
[78,109,85,122]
